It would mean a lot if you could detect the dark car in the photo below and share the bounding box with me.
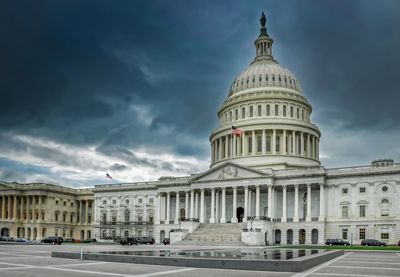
[162,238,170,245]
[0,236,13,242]
[325,239,350,246]
[361,239,387,246]
[63,238,75,243]
[140,237,155,245]
[81,238,97,243]
[41,236,63,245]
[120,237,140,245]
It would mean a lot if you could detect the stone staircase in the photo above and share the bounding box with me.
[178,223,246,245]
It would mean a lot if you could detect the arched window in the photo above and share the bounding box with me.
[266,105,270,116]
[381,199,389,216]
[275,105,279,116]
[259,75,262,82]
[297,108,300,119]
[276,136,280,153]
[283,105,287,116]
[302,109,304,120]
[290,106,294,117]
[266,74,269,82]
[257,105,261,116]
[235,109,238,120]
[266,136,271,152]
[124,209,130,223]
[229,111,232,122]
[272,75,275,82]
[250,106,253,117]
[257,136,262,152]
[242,107,245,119]
[248,137,252,153]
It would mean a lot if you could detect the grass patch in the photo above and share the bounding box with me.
[283,245,400,251]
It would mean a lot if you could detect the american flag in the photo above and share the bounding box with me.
[106,173,113,179]
[231,125,243,136]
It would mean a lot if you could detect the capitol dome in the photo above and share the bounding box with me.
[210,12,321,170]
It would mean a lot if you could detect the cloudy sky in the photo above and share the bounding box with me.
[1,0,400,187]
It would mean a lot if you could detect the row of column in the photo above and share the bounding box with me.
[0,195,43,221]
[155,184,325,224]
[211,129,319,163]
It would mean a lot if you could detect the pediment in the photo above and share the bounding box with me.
[191,162,269,183]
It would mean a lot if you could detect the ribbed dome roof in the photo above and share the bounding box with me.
[229,60,302,97]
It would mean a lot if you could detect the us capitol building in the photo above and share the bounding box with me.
[1,13,399,245]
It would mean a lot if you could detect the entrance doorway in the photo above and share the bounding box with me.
[275,229,281,245]
[311,229,318,244]
[236,207,244,222]
[1,228,9,237]
[287,229,293,244]
[160,230,165,243]
[299,229,306,244]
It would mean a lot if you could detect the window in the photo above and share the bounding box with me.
[266,74,269,81]
[246,78,249,84]
[342,188,348,194]
[102,213,107,223]
[276,136,280,153]
[359,205,366,217]
[272,74,275,82]
[297,108,300,119]
[359,228,365,240]
[278,75,281,82]
[55,200,59,205]
[342,206,349,218]
[63,201,66,206]
[124,210,129,223]
[229,111,232,122]
[257,105,261,116]
[55,213,59,222]
[242,107,245,118]
[283,105,287,116]
[342,229,348,240]
[235,109,238,120]
[149,216,154,224]
[112,199,116,204]
[257,136,262,152]
[249,106,253,117]
[290,106,293,117]
[266,136,271,152]
[70,214,73,223]
[266,105,270,116]
[62,213,66,222]
[382,186,388,192]
[138,198,143,203]
[381,199,389,216]
[359,187,366,193]
[149,198,154,204]
[102,200,106,205]
[248,137,252,153]
[112,213,117,224]
[138,216,143,223]
[70,202,74,207]
[125,199,129,204]
[381,232,389,240]
[301,110,304,120]
[275,105,279,116]
[259,75,262,82]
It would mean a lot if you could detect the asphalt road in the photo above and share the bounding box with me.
[0,244,398,277]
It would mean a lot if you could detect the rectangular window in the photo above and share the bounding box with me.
[257,136,262,152]
[242,107,245,118]
[248,137,252,153]
[250,106,253,117]
[290,106,293,117]
[266,136,271,152]
[235,109,238,120]
[342,206,349,218]
[266,105,270,116]
[138,198,143,203]
[113,199,116,204]
[283,105,287,116]
[359,228,365,240]
[275,105,279,116]
[257,105,261,116]
[359,205,366,217]
[342,228,348,240]
[359,187,366,193]
[381,233,389,240]
[103,200,106,204]
[342,188,348,194]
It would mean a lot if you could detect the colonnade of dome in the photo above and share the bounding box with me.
[210,13,321,170]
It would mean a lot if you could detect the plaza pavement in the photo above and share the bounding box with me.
[0,243,399,276]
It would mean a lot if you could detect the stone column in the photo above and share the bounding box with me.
[20,196,24,220]
[32,195,37,221]
[38,196,42,221]
[262,129,266,154]
[292,131,296,155]
[200,189,205,223]
[215,190,220,223]
[244,186,248,222]
[190,190,195,220]
[272,129,276,154]
[319,184,325,221]
[307,134,311,157]
[210,188,215,223]
[316,138,319,159]
[1,195,5,219]
[242,132,246,155]
[218,138,223,160]
[7,195,12,219]
[252,131,256,155]
[231,187,238,223]
[225,135,229,158]
[185,191,189,219]
[13,195,17,220]
[175,191,180,224]
[255,185,260,218]
[166,192,170,224]
[267,185,272,219]
[248,189,252,217]
[211,142,214,163]
[282,186,287,222]
[156,194,161,224]
[85,200,89,225]
[194,191,199,219]
[294,184,299,222]
[283,130,287,155]
[233,134,236,158]
[300,132,304,156]
[306,184,312,221]
[25,196,30,221]
[220,188,226,223]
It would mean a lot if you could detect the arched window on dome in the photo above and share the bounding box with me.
[235,109,238,120]
[248,137,252,153]
[252,75,255,83]
[246,78,249,84]
[289,77,292,85]
[283,105,287,117]
[242,107,245,119]
[276,135,280,153]
[266,105,270,116]
[284,76,287,83]
[229,111,232,122]
[381,199,389,216]
[296,108,300,119]
[259,75,262,82]
[290,106,294,117]
[266,74,269,82]
[302,109,304,120]
[250,106,253,117]
[266,135,271,152]
[257,105,262,116]
[257,135,262,153]
[278,75,281,82]
[275,105,279,116]
[272,75,275,82]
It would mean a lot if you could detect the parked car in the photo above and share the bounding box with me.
[361,239,387,246]
[15,238,32,243]
[41,236,63,245]
[63,238,75,243]
[140,237,155,245]
[120,237,140,245]
[81,238,97,243]
[398,240,400,246]
[0,236,13,242]
[162,238,170,245]
[325,239,350,246]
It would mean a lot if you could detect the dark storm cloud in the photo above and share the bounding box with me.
[0,0,400,185]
